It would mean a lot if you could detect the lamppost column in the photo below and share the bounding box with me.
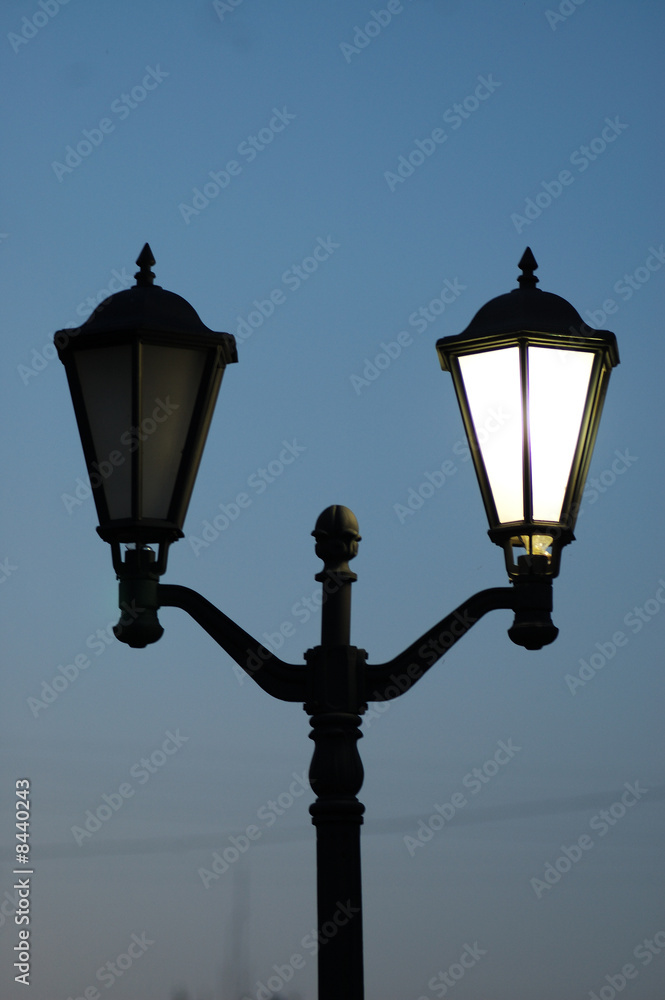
[306,506,366,1000]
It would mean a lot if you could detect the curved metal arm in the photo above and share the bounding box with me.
[157,584,308,703]
[364,579,555,702]
[113,513,555,709]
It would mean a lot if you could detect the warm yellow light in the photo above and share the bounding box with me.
[520,534,554,556]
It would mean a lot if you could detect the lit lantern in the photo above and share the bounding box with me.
[436,249,619,579]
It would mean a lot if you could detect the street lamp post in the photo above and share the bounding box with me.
[55,245,619,1000]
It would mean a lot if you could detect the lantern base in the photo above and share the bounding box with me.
[114,605,164,649]
[507,565,559,650]
[490,526,574,582]
[113,546,165,648]
[508,613,559,650]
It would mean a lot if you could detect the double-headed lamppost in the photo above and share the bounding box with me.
[55,244,619,1000]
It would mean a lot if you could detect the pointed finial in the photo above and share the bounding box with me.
[517,247,539,289]
[135,243,156,286]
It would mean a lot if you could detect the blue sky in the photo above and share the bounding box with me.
[2,1,665,998]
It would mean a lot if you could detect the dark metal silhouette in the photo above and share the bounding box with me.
[109,504,556,1000]
[55,245,620,1000]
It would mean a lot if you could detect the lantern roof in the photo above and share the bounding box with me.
[441,249,619,364]
[57,244,238,363]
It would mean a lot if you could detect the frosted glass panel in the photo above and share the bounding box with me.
[459,348,524,523]
[140,345,208,519]
[75,345,133,520]
[528,347,593,521]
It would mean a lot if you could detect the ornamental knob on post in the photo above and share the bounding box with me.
[312,505,361,648]
[312,504,360,576]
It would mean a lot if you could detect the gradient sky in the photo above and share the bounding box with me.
[2,1,665,998]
